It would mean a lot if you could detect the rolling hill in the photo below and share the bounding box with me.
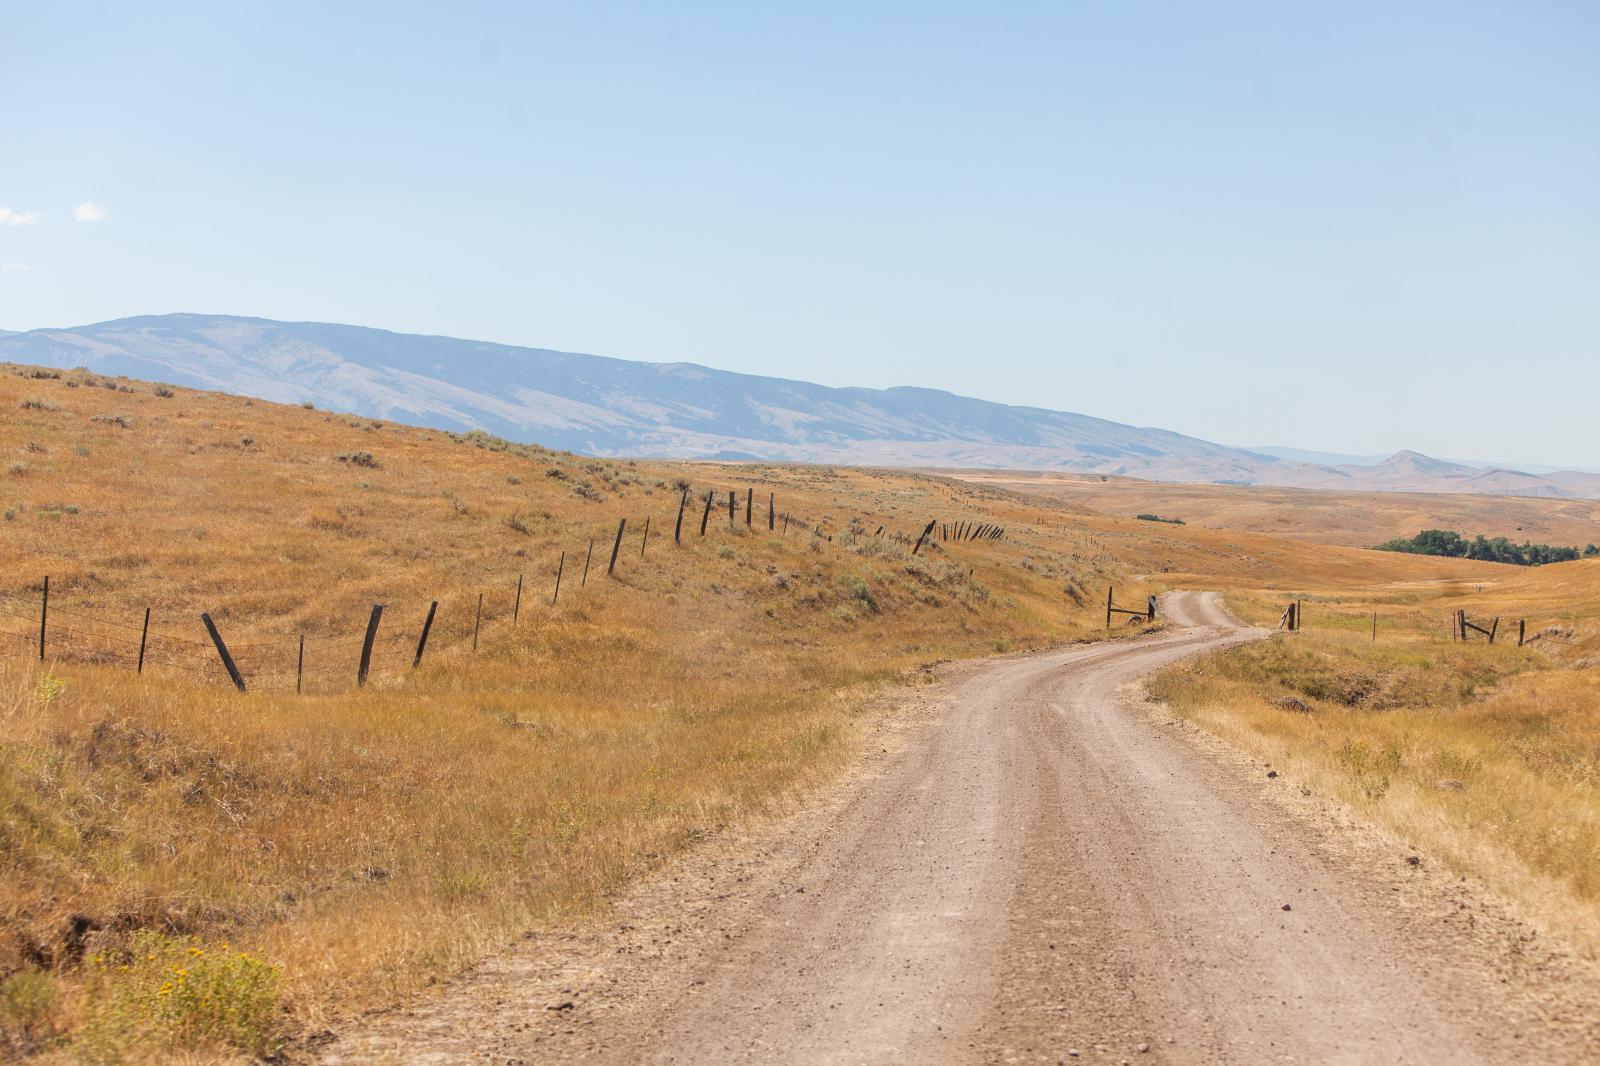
[3,313,1597,499]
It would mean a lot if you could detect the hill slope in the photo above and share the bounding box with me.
[4,313,1597,498]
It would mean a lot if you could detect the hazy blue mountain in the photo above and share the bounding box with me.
[1244,445,1391,467]
[3,313,1596,498]
[1247,444,1600,478]
[0,313,1283,480]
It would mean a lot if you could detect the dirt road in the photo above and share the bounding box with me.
[327,592,1597,1064]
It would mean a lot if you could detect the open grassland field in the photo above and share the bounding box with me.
[2,362,1598,1060]
[1152,560,1600,962]
[947,468,1600,548]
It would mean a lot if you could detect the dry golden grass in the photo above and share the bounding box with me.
[1152,563,1600,958]
[950,467,1600,548]
[4,361,1597,1058]
[2,364,1163,1058]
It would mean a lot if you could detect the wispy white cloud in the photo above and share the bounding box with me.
[0,262,30,273]
[73,201,110,223]
[0,207,40,226]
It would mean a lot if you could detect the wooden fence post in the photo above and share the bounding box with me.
[745,487,753,526]
[1518,619,1526,647]
[700,490,714,536]
[358,604,384,687]
[641,516,650,557]
[728,490,735,525]
[1148,595,1157,622]
[912,520,935,555]
[1106,586,1113,629]
[297,634,305,693]
[582,540,594,585]
[201,613,246,693]
[783,513,789,535]
[608,518,626,575]
[38,575,47,661]
[675,492,686,543]
[1372,612,1377,642]
[552,552,565,605]
[472,593,483,652]
[1489,617,1499,645]
[137,606,151,674]
[768,493,775,530]
[513,573,524,623]
[413,601,437,667]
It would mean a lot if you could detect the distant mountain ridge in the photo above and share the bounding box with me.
[3,313,1597,500]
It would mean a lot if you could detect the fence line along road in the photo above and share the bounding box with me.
[4,491,1018,694]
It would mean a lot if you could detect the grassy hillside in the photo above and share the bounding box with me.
[0,361,1580,1060]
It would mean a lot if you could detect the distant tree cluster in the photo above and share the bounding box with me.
[1375,528,1599,566]
[1135,513,1185,525]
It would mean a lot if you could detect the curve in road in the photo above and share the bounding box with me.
[327,592,1597,1065]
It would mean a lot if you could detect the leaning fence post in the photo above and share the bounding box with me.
[608,518,626,575]
[413,601,438,668]
[783,513,789,534]
[1489,617,1499,645]
[137,607,151,674]
[552,552,565,605]
[358,604,384,687]
[471,593,484,651]
[582,539,594,585]
[513,573,524,624]
[201,613,246,692]
[641,516,650,557]
[911,520,935,555]
[675,492,686,544]
[700,490,714,536]
[38,576,48,661]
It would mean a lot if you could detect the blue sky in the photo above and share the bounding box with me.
[2,2,1597,466]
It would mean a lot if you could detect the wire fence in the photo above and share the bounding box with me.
[2,489,1008,695]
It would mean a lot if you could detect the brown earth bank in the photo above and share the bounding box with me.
[321,593,1600,1065]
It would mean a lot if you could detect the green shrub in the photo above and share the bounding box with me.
[835,574,878,613]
